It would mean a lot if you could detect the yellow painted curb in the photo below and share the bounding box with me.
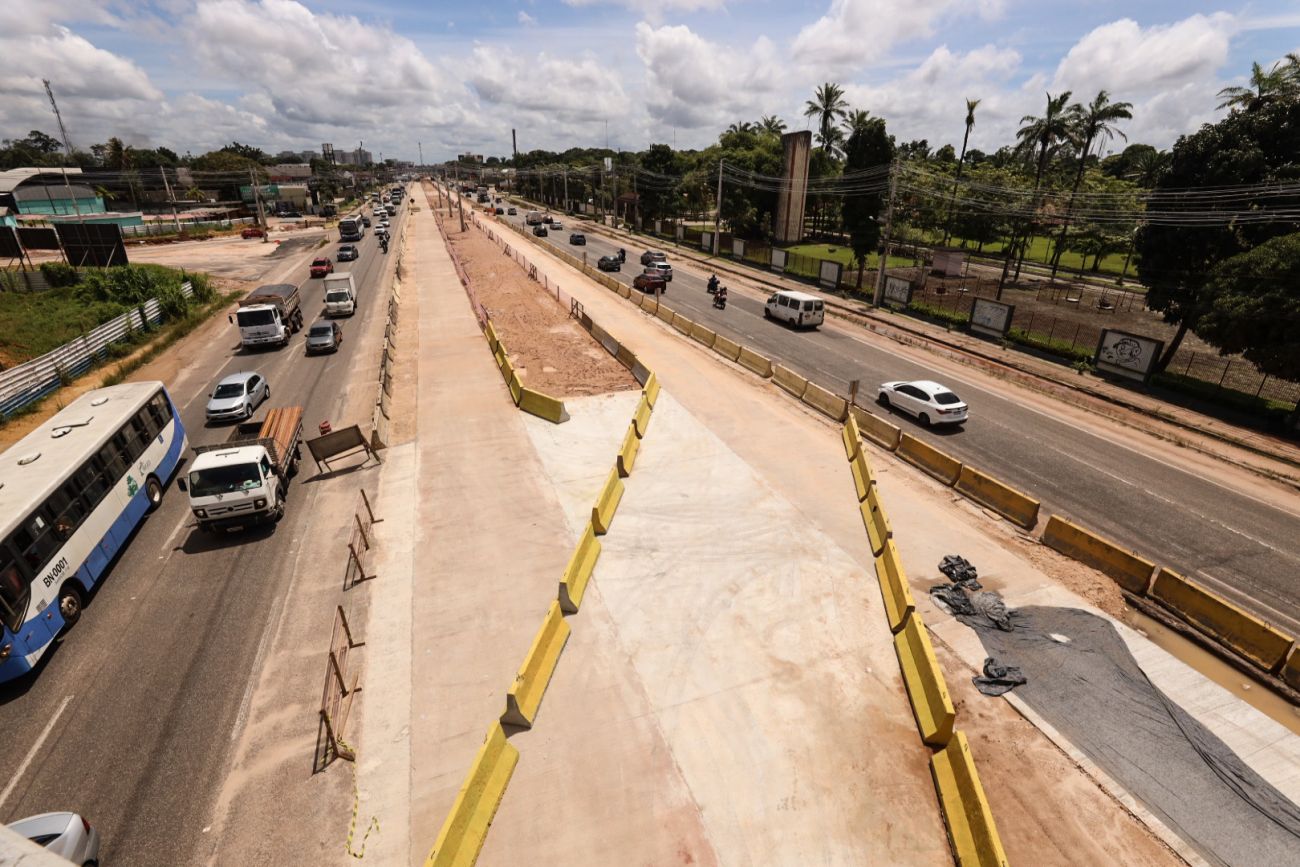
[850,404,901,451]
[861,485,893,556]
[873,537,916,634]
[633,394,653,439]
[558,523,602,614]
[502,601,571,728]
[617,422,641,478]
[423,722,519,867]
[841,416,863,461]
[1152,568,1293,672]
[712,333,742,362]
[850,450,874,503]
[1040,515,1155,594]
[643,370,661,407]
[930,732,1010,867]
[894,613,956,747]
[773,364,809,399]
[591,467,625,535]
[897,434,962,486]
[954,465,1040,530]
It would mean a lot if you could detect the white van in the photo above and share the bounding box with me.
[322,273,357,317]
[764,290,825,329]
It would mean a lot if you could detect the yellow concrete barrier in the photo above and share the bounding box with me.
[897,434,962,486]
[690,322,717,348]
[616,422,640,478]
[633,394,653,439]
[841,415,862,460]
[672,312,693,335]
[485,321,500,353]
[1040,515,1155,594]
[736,346,774,378]
[591,467,625,535]
[502,601,571,728]
[931,732,1009,867]
[642,370,661,407]
[873,537,915,634]
[559,522,602,614]
[656,304,676,324]
[424,722,519,867]
[803,381,848,422]
[850,451,875,502]
[493,344,509,376]
[617,283,631,299]
[850,405,902,451]
[1283,645,1300,692]
[518,387,570,424]
[1151,568,1293,672]
[507,371,523,406]
[894,613,956,747]
[712,333,742,362]
[773,364,809,399]
[954,465,1040,530]
[861,485,893,556]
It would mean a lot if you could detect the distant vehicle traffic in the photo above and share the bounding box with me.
[180,406,303,532]
[309,257,333,278]
[877,380,969,426]
[525,211,543,225]
[241,226,265,239]
[233,283,303,348]
[323,273,357,317]
[0,382,184,682]
[7,811,101,864]
[569,233,586,245]
[205,371,270,423]
[764,290,825,329]
[305,319,344,354]
[532,225,548,237]
[633,273,666,293]
[597,254,621,271]
[337,244,359,262]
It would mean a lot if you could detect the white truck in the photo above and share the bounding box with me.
[323,273,357,317]
[179,406,303,533]
[233,283,303,349]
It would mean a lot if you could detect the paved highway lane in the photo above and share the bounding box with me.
[0,199,407,865]
[495,202,1300,634]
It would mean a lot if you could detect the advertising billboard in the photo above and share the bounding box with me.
[883,276,913,308]
[1095,329,1164,382]
[970,298,1015,338]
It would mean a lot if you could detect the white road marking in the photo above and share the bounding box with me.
[0,694,74,809]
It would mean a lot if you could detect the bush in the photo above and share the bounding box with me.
[39,262,80,287]
[1004,327,1094,363]
[907,300,969,328]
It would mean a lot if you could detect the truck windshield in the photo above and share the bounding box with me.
[326,291,350,303]
[237,309,276,327]
[188,464,263,497]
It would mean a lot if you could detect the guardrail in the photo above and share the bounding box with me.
[370,263,402,450]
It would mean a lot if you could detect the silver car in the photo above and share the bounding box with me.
[7,812,101,865]
[206,371,269,422]
[305,319,343,354]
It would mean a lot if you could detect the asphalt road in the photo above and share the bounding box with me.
[493,199,1300,635]
[0,198,407,864]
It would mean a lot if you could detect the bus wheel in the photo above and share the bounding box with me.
[58,584,84,628]
[145,475,163,512]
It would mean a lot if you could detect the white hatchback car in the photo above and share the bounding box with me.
[877,379,968,426]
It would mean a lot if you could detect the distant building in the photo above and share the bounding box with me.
[0,167,104,216]
[458,153,484,164]
[336,149,373,166]
[268,163,312,182]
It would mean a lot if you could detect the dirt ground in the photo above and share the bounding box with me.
[441,220,637,398]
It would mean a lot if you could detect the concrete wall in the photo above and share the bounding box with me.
[773,130,811,243]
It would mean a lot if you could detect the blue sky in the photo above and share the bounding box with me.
[2,0,1297,162]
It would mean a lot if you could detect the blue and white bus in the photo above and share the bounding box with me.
[0,381,186,682]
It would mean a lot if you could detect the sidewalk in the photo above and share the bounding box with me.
[491,214,1300,865]
[550,205,1300,484]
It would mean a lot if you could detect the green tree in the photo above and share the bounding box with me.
[841,118,894,288]
[1007,91,1074,282]
[1216,60,1297,112]
[804,82,849,155]
[943,97,980,244]
[220,141,269,163]
[637,143,681,221]
[1197,233,1300,399]
[1051,90,1132,278]
[758,115,786,136]
[1136,98,1300,370]
[24,130,62,154]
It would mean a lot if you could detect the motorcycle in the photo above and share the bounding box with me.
[713,289,727,310]
[617,248,627,264]
[707,275,719,294]
[381,239,389,254]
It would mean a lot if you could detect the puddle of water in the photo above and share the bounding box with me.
[1124,607,1300,737]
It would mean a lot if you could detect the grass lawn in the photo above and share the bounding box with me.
[784,243,914,271]
[0,286,132,367]
[928,232,1132,276]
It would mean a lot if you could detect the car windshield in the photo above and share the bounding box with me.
[213,383,245,398]
[310,325,333,337]
[188,463,263,497]
[933,392,962,405]
[237,309,276,327]
[313,259,329,266]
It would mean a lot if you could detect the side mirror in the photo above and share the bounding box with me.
[227,314,234,324]
[177,478,188,492]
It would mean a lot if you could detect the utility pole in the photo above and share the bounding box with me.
[418,141,423,169]
[873,162,899,306]
[457,181,466,232]
[43,79,85,223]
[712,159,723,256]
[249,167,268,242]
[160,166,180,231]
[563,168,568,213]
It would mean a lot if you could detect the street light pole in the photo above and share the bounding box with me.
[872,162,899,305]
[713,159,723,256]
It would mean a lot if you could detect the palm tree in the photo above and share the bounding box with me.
[1050,90,1133,278]
[804,82,849,153]
[1128,149,1169,188]
[185,186,205,202]
[1216,61,1293,111]
[759,115,787,136]
[943,97,980,244]
[841,109,872,136]
[725,120,756,136]
[1004,91,1073,284]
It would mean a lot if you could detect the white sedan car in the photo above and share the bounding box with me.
[877,379,968,426]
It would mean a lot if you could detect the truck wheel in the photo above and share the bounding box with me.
[58,583,84,629]
[273,501,285,522]
[145,475,163,512]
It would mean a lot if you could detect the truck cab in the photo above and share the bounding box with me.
[235,304,293,347]
[323,273,357,317]
[181,407,302,532]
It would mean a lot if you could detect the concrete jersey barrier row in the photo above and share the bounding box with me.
[424,722,519,867]
[1151,568,1293,672]
[1040,515,1155,594]
[931,732,1011,867]
[501,601,571,728]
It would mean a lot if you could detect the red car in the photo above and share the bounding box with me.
[241,226,265,238]
[633,273,666,293]
[310,257,334,278]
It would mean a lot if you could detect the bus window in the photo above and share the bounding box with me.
[14,513,60,575]
[99,443,127,480]
[0,549,28,632]
[146,392,170,432]
[46,485,88,539]
[76,458,111,508]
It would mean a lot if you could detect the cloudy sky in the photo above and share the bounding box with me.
[2,0,1298,163]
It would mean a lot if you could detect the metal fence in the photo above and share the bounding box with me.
[0,282,193,419]
[120,218,253,237]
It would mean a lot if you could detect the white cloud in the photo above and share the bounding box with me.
[792,0,1003,74]
[468,47,628,125]
[518,10,537,26]
[564,0,729,13]
[636,22,781,129]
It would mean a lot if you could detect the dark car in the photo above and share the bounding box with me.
[633,273,666,293]
[569,233,586,245]
[532,225,548,237]
[337,244,359,261]
[309,257,334,278]
[542,214,553,224]
[305,319,343,354]
[241,226,265,238]
[361,215,371,227]
[597,255,621,271]
[496,207,505,215]
[640,250,667,266]
[507,207,517,215]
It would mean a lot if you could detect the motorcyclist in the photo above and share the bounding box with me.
[707,274,719,294]
[715,285,728,308]
[381,236,389,254]
[617,247,626,263]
